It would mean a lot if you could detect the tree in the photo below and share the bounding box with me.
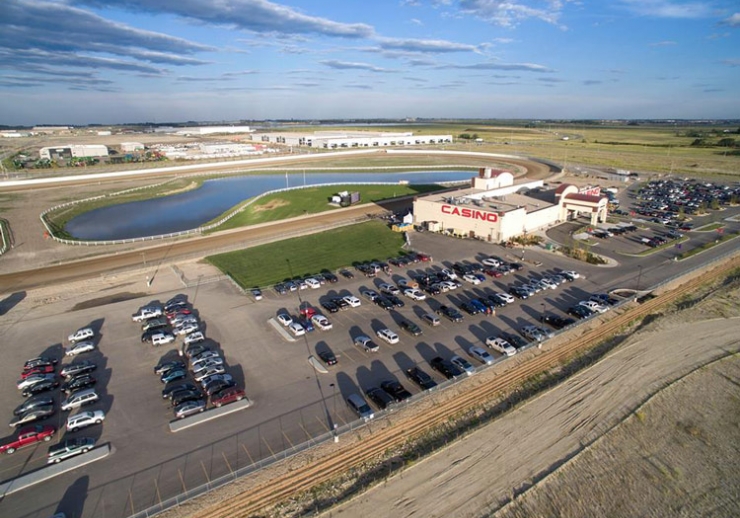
[710,198,720,210]
[717,138,736,147]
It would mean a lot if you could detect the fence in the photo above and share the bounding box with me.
[125,246,739,518]
[0,218,10,255]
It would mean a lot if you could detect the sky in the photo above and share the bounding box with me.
[1,0,739,125]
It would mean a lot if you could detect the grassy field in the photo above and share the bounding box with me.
[206,220,406,288]
[211,183,444,231]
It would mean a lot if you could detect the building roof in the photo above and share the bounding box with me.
[563,193,605,204]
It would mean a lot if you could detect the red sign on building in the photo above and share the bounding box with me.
[441,205,499,223]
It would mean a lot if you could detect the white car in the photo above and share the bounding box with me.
[276,313,293,327]
[193,366,226,382]
[152,332,176,347]
[184,331,205,346]
[441,268,458,280]
[343,295,361,308]
[403,288,427,301]
[305,278,321,289]
[311,314,333,331]
[462,274,481,285]
[174,322,199,336]
[169,314,197,327]
[485,337,517,356]
[379,283,400,296]
[469,346,495,365]
[288,322,306,336]
[376,328,399,345]
[481,257,501,267]
[68,327,94,343]
[579,300,608,313]
[66,410,105,432]
[440,280,459,291]
[450,355,476,376]
[493,291,515,304]
[132,307,162,323]
[562,270,580,280]
[65,341,95,357]
[537,278,558,290]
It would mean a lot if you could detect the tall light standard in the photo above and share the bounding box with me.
[329,383,338,443]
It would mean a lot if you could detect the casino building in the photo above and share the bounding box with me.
[412,168,608,243]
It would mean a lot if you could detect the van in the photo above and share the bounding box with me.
[421,313,441,327]
[346,393,374,421]
[61,388,99,412]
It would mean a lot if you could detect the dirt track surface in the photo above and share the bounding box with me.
[320,288,740,518]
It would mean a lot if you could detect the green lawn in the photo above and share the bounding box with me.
[207,220,407,288]
[211,183,444,230]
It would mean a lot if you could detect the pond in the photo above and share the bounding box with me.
[64,170,473,240]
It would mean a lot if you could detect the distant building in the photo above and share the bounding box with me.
[32,126,72,134]
[39,144,109,160]
[249,130,453,149]
[120,142,145,153]
[173,126,253,136]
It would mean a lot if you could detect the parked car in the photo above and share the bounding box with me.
[379,283,400,296]
[0,424,55,454]
[61,374,97,394]
[9,406,55,428]
[13,395,54,416]
[66,410,105,432]
[68,327,94,343]
[172,390,203,408]
[21,378,59,397]
[288,322,306,337]
[47,437,95,463]
[380,380,413,402]
[579,300,608,314]
[64,341,95,357]
[321,300,339,313]
[317,349,338,365]
[23,356,58,369]
[194,366,226,383]
[276,313,292,327]
[376,328,400,344]
[560,270,580,281]
[132,306,163,323]
[174,399,206,419]
[142,318,168,332]
[540,315,576,330]
[211,387,246,407]
[198,373,232,389]
[343,295,362,308]
[485,337,517,356]
[500,332,530,350]
[162,381,199,399]
[360,289,380,302]
[17,374,56,391]
[459,302,480,315]
[520,325,553,342]
[421,313,441,327]
[400,320,423,336]
[160,369,187,384]
[354,335,380,353]
[450,355,476,376]
[152,332,176,347]
[430,357,463,379]
[385,294,405,307]
[154,360,186,376]
[436,305,464,322]
[60,389,99,412]
[365,387,395,410]
[184,331,206,346]
[174,322,200,336]
[468,346,494,365]
[568,305,594,319]
[19,365,55,379]
[311,314,333,331]
[204,379,235,397]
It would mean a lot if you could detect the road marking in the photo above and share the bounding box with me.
[262,436,278,461]
[241,443,254,466]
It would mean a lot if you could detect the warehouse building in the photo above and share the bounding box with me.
[413,168,608,242]
[250,130,452,149]
[39,144,109,160]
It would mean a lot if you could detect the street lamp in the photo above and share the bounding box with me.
[329,383,338,443]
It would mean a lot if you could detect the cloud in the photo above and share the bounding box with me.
[403,76,430,83]
[78,0,374,38]
[377,37,481,53]
[439,60,555,72]
[619,0,711,18]
[344,84,373,89]
[649,40,678,46]
[538,77,566,83]
[720,58,740,67]
[0,48,165,74]
[458,0,572,28]
[410,18,424,26]
[319,60,395,72]
[720,13,740,27]
[583,79,603,85]
[176,70,258,82]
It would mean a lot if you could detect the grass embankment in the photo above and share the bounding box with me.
[207,220,405,288]
[677,231,740,260]
[211,184,444,231]
[693,222,725,232]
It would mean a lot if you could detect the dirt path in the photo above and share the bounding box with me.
[321,289,740,518]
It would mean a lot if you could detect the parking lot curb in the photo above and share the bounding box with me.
[0,443,112,497]
[268,318,296,342]
[169,399,253,433]
[308,355,329,373]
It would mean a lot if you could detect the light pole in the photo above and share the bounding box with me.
[329,383,338,443]
[637,265,643,291]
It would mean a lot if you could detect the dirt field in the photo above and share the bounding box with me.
[319,280,740,518]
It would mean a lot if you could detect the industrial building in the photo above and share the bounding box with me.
[39,144,109,160]
[173,126,253,136]
[413,168,608,243]
[249,130,452,149]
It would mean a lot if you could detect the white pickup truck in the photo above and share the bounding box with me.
[132,306,163,323]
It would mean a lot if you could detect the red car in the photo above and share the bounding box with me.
[483,268,503,278]
[416,253,431,262]
[211,387,246,408]
[0,425,56,454]
[20,365,55,379]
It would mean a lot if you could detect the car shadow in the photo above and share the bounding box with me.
[0,291,26,316]
[414,342,439,364]
[53,475,89,518]
[391,351,417,372]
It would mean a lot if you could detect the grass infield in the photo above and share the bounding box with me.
[206,220,407,289]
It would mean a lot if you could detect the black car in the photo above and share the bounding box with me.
[380,380,413,402]
[365,387,395,410]
[508,286,530,299]
[508,262,524,271]
[437,305,464,322]
[487,294,508,307]
[332,297,350,311]
[339,269,355,279]
[204,379,236,396]
[13,395,55,416]
[317,349,337,366]
[162,381,199,399]
[61,375,96,394]
[421,284,441,296]
[21,378,60,397]
[274,283,288,295]
[60,360,96,379]
[171,390,203,408]
[430,357,463,379]
[500,332,530,350]
[164,299,188,313]
[184,343,210,359]
[24,356,58,369]
[406,367,438,390]
[459,302,480,315]
[540,315,576,330]
[154,360,186,375]
[374,297,394,311]
[321,300,339,313]
[476,298,497,314]
[400,320,422,336]
[321,272,339,283]
[567,305,594,319]
[385,294,405,308]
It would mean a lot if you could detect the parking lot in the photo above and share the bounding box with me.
[1,219,739,517]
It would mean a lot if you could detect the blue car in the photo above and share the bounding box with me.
[298,317,314,332]
[160,369,187,384]
[469,299,488,315]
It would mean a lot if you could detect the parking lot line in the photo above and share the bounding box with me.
[200,460,211,483]
[262,436,278,461]
[298,421,313,440]
[154,478,163,507]
[315,415,330,433]
[222,451,234,475]
[282,430,296,450]
[241,443,255,466]
[178,468,187,492]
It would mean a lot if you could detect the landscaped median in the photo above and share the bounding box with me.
[206,220,407,289]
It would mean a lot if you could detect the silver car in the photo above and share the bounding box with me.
[194,366,226,382]
[66,410,105,432]
[174,399,206,419]
[47,437,95,464]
